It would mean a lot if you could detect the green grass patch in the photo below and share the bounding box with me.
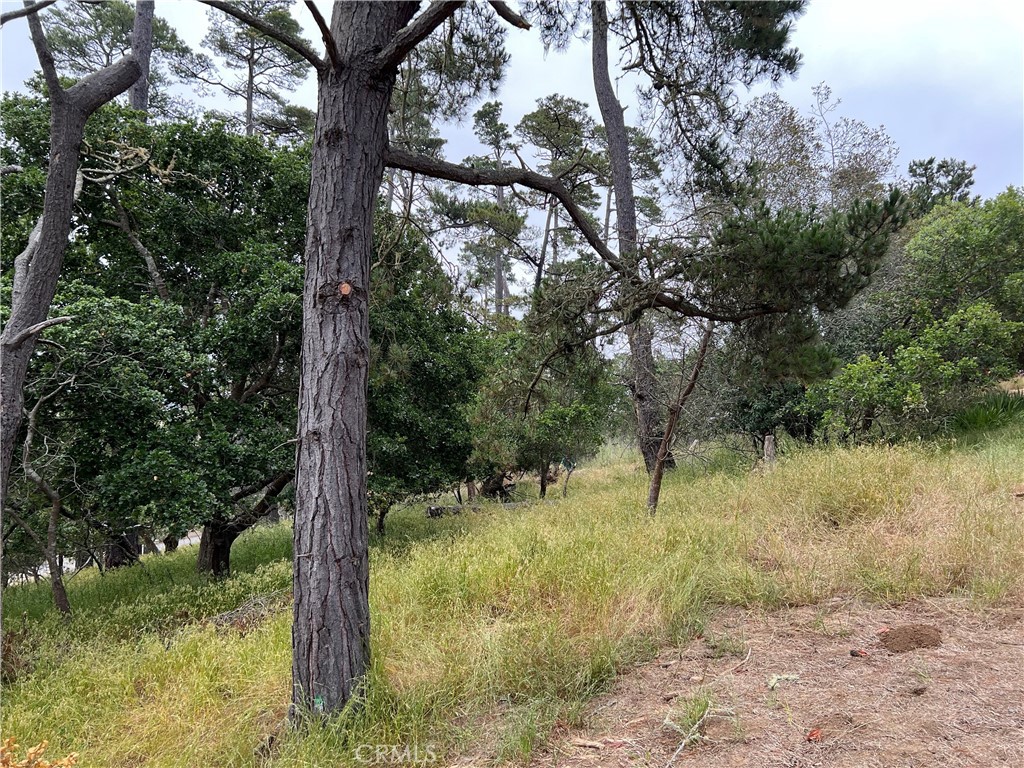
[4,423,1023,766]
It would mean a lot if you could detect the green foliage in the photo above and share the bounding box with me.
[953,392,1024,433]
[808,302,1022,439]
[902,189,1024,334]
[906,157,976,215]
[469,329,615,485]
[367,210,488,515]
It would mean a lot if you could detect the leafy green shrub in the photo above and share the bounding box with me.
[808,302,1022,440]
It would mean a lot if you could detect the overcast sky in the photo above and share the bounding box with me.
[2,0,1022,198]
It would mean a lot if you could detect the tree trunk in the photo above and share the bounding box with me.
[197,520,239,578]
[162,535,179,553]
[0,10,142,616]
[245,42,256,137]
[198,473,292,577]
[290,2,417,720]
[46,552,71,616]
[538,462,549,499]
[628,320,668,473]
[591,2,665,475]
[104,532,140,569]
[647,324,714,514]
[128,0,154,113]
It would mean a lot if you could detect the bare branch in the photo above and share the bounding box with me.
[1,165,25,176]
[488,1,531,30]
[3,316,73,350]
[374,2,465,72]
[24,1,62,97]
[66,53,142,115]
[0,0,57,27]
[304,1,339,71]
[200,0,326,72]
[385,146,626,273]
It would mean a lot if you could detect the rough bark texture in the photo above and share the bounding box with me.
[128,0,154,112]
[591,2,665,474]
[290,2,418,719]
[0,14,141,598]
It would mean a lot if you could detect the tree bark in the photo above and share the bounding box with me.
[591,2,664,475]
[0,9,142,606]
[627,320,668,473]
[128,0,154,113]
[290,3,419,720]
[104,532,140,569]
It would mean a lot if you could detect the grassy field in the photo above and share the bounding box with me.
[3,418,1023,767]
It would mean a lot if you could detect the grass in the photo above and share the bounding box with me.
[3,420,1023,767]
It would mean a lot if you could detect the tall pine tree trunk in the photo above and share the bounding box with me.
[290,2,416,719]
[591,2,665,473]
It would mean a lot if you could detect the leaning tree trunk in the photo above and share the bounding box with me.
[647,323,714,514]
[591,2,666,474]
[290,3,417,719]
[0,9,142,615]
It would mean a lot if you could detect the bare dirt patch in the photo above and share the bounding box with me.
[532,597,1024,768]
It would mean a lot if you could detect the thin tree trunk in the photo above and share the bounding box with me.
[603,187,614,241]
[0,8,142,614]
[627,320,666,473]
[245,42,256,137]
[533,198,555,300]
[290,3,417,719]
[591,2,663,475]
[539,462,549,499]
[647,323,714,514]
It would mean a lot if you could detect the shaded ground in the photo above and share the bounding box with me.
[533,598,1024,768]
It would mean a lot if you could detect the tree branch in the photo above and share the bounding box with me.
[304,1,339,71]
[200,0,326,72]
[386,146,626,274]
[0,0,57,27]
[3,316,73,350]
[1,165,25,176]
[24,1,62,97]
[488,1,531,29]
[374,2,465,72]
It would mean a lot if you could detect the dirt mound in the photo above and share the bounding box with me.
[880,623,942,653]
